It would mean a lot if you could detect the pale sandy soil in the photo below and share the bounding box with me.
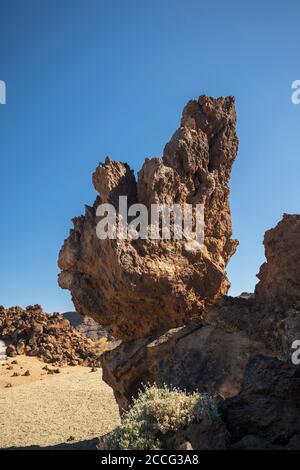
[0,355,120,449]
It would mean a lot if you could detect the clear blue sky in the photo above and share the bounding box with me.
[0,0,299,312]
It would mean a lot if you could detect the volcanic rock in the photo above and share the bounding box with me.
[221,355,300,449]
[163,417,229,450]
[0,305,101,367]
[256,214,300,312]
[58,95,239,341]
[101,323,266,413]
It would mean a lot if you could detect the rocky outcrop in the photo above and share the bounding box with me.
[58,92,300,449]
[0,305,101,367]
[221,355,300,450]
[208,214,300,357]
[58,95,238,341]
[102,323,267,413]
[100,211,300,449]
[256,214,300,312]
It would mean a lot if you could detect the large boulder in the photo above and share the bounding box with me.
[58,95,238,341]
[101,323,266,413]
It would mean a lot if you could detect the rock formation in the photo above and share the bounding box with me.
[58,94,300,449]
[256,214,300,312]
[58,95,238,341]
[101,323,267,413]
[100,213,300,449]
[0,305,101,367]
[221,354,300,449]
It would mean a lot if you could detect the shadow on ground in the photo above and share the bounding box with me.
[4,438,100,450]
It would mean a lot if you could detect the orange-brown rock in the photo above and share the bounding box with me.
[0,304,101,367]
[58,95,238,341]
[255,214,300,311]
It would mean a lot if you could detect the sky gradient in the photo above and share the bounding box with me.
[0,0,299,312]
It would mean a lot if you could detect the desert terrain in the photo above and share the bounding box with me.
[0,354,120,449]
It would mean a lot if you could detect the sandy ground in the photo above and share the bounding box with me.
[0,355,120,449]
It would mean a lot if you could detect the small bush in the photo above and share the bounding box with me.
[98,384,218,450]
[91,337,115,356]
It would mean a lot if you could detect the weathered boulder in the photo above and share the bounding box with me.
[58,95,238,341]
[101,323,266,413]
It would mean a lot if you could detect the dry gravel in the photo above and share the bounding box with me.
[0,356,120,449]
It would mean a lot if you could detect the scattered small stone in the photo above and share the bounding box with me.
[5,383,12,388]
[6,344,17,357]
[6,365,13,370]
[11,360,18,365]
[23,370,30,376]
[90,367,97,372]
[70,360,78,366]
[67,435,75,442]
[11,372,20,377]
[179,441,193,450]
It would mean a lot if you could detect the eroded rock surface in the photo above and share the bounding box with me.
[102,323,266,413]
[58,96,238,341]
[100,211,300,448]
[58,92,300,449]
[256,214,300,311]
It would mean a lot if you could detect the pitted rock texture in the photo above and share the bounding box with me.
[58,95,238,341]
[255,214,300,312]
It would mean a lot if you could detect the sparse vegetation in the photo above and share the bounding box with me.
[98,384,218,450]
[91,337,116,356]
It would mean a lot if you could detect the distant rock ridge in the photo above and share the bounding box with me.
[62,311,113,341]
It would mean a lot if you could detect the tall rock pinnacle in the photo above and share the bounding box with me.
[58,95,239,341]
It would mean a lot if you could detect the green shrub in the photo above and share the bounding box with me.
[98,384,218,450]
